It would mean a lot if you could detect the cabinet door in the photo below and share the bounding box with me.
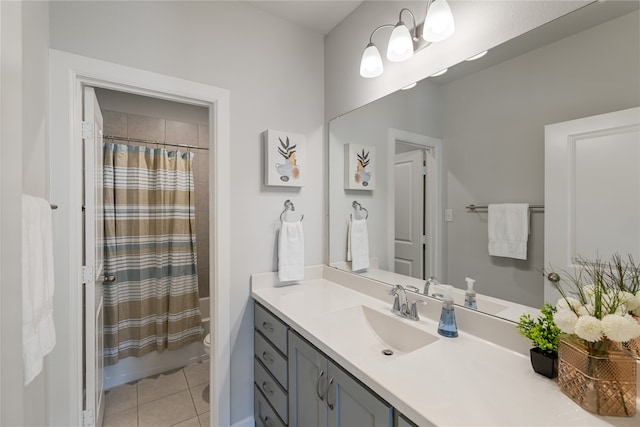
[394,410,420,427]
[327,361,392,427]
[288,331,329,427]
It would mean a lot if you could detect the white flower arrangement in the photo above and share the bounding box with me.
[552,255,640,347]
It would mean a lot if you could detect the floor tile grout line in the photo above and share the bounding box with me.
[136,368,191,407]
[187,380,200,418]
[104,366,209,427]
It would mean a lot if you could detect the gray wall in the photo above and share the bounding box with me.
[327,10,639,309]
[442,11,640,306]
[1,1,50,426]
[324,1,587,120]
[49,1,325,424]
[329,80,443,269]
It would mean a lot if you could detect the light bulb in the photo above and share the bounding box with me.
[360,43,383,78]
[387,22,413,62]
[422,0,455,42]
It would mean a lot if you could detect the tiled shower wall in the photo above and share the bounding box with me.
[102,110,211,298]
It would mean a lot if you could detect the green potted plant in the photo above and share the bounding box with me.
[517,302,561,378]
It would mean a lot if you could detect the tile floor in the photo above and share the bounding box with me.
[104,361,210,427]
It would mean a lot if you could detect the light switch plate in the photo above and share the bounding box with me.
[445,209,453,222]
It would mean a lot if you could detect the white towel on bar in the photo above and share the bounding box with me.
[346,217,352,262]
[350,218,370,271]
[22,194,57,385]
[278,220,305,281]
[488,203,529,260]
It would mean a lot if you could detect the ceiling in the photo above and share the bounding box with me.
[245,1,363,35]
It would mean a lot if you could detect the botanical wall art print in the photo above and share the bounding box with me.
[344,143,375,190]
[264,129,306,187]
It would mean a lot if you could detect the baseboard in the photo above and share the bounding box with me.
[231,415,254,427]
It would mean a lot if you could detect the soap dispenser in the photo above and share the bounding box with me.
[437,285,458,338]
[464,277,478,310]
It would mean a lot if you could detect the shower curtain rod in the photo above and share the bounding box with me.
[104,134,209,151]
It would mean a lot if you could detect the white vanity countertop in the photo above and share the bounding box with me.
[251,266,640,427]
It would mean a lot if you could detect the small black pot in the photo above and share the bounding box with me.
[529,347,558,378]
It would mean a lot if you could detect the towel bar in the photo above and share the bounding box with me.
[466,203,544,211]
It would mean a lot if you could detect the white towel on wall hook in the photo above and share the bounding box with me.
[22,194,57,385]
[278,220,305,281]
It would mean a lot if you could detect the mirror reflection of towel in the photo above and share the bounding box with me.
[350,218,369,271]
[278,220,304,281]
[488,203,529,260]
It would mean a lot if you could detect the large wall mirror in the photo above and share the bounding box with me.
[328,0,640,322]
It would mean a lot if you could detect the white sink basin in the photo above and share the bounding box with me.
[311,305,438,358]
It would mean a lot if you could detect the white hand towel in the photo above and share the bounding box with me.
[22,194,56,385]
[350,218,369,271]
[346,218,352,262]
[278,220,305,281]
[488,203,529,260]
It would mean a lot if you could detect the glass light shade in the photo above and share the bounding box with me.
[360,43,383,78]
[422,0,455,42]
[387,23,413,62]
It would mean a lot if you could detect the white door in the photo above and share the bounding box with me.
[394,150,425,278]
[544,107,640,303]
[83,86,105,427]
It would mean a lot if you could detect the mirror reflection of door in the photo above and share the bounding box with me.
[394,144,427,279]
[544,107,640,304]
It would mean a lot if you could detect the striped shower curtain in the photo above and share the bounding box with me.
[103,143,203,365]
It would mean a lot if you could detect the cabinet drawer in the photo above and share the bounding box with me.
[255,303,288,354]
[255,358,288,424]
[255,384,286,427]
[255,331,288,390]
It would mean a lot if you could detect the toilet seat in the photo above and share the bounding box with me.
[204,333,211,355]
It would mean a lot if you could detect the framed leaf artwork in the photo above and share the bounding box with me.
[344,143,375,190]
[264,129,306,187]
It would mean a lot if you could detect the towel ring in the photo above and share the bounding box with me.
[280,199,304,222]
[351,201,369,220]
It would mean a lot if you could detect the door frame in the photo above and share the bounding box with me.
[387,128,443,281]
[49,49,231,427]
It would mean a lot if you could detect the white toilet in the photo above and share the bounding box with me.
[204,333,211,356]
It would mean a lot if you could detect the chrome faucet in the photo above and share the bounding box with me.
[387,284,426,321]
[424,276,440,296]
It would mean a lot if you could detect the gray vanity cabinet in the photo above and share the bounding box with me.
[288,331,392,427]
[288,330,329,427]
[254,303,290,426]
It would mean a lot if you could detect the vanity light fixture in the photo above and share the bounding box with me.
[359,0,455,78]
[465,50,488,61]
[401,82,418,90]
